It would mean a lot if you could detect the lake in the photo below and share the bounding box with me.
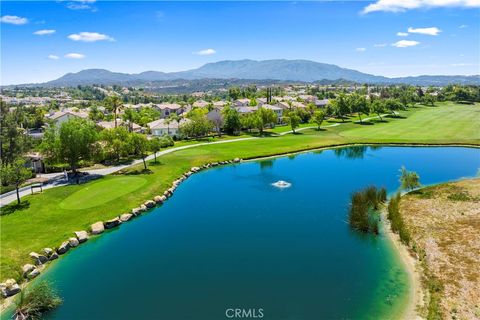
[34,146,480,319]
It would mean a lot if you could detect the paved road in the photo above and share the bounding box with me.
[0,115,388,207]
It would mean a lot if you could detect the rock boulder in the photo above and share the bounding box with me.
[57,241,70,254]
[144,200,155,208]
[91,221,104,235]
[27,268,40,279]
[29,252,48,265]
[74,231,89,243]
[0,279,21,298]
[120,213,133,222]
[68,237,79,247]
[104,217,121,229]
[22,264,36,277]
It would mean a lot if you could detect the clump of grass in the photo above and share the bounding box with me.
[349,186,387,234]
[14,281,62,320]
[425,271,444,320]
[447,192,471,202]
[387,192,411,245]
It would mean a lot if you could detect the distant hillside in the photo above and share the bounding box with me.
[11,59,480,87]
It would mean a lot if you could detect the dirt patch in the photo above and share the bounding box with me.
[400,179,480,320]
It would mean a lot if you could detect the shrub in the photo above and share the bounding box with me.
[14,281,62,320]
[349,186,387,234]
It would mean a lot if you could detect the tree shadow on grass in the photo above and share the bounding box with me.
[148,161,164,166]
[355,121,374,126]
[122,168,154,176]
[1,200,30,216]
[386,114,407,119]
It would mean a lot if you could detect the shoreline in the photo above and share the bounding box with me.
[382,212,424,320]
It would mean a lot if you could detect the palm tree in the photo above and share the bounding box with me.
[104,95,123,128]
[123,108,136,132]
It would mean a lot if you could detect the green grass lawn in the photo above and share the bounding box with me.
[1,102,479,282]
[59,176,147,210]
[339,102,480,144]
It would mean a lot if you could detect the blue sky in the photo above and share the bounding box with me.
[1,0,479,84]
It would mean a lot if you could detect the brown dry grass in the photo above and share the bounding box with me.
[400,179,480,320]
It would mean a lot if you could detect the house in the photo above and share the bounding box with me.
[147,118,189,138]
[256,97,267,106]
[233,98,250,107]
[213,101,228,108]
[261,104,283,122]
[314,99,330,108]
[192,100,210,108]
[207,107,224,132]
[235,106,258,115]
[45,109,89,126]
[299,95,317,103]
[153,103,185,118]
[275,101,307,110]
[96,119,142,133]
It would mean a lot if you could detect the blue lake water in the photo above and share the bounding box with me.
[33,146,479,320]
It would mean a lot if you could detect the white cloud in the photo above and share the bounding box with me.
[66,0,97,11]
[48,54,60,60]
[374,43,387,47]
[451,63,477,66]
[33,29,56,36]
[68,32,114,42]
[0,15,28,25]
[397,32,409,36]
[194,48,216,56]
[408,27,441,35]
[356,47,367,52]
[64,53,85,59]
[392,40,420,47]
[362,0,480,14]
[459,24,468,28]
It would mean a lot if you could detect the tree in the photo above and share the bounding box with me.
[130,133,149,170]
[399,166,421,191]
[180,111,213,139]
[0,158,32,204]
[312,110,325,130]
[331,94,350,121]
[0,100,31,165]
[222,106,242,135]
[149,137,162,163]
[370,100,385,121]
[228,87,241,100]
[384,98,402,116]
[104,95,123,128]
[422,94,436,106]
[399,91,413,109]
[89,105,105,122]
[58,118,98,173]
[122,108,137,132]
[38,126,60,173]
[285,110,301,133]
[100,126,132,162]
[350,94,369,123]
[255,107,277,134]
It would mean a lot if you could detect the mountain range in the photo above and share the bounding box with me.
[16,59,480,87]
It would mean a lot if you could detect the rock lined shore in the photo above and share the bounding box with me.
[0,158,242,299]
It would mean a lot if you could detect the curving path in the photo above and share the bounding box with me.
[0,114,388,206]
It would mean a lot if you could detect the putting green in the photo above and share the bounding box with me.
[59,176,147,210]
